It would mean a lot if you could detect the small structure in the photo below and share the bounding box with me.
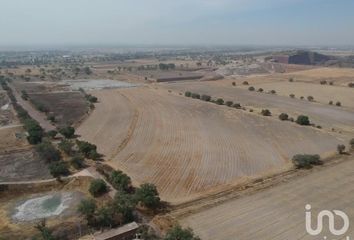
[94,222,139,240]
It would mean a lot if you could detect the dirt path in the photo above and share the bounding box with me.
[8,84,55,131]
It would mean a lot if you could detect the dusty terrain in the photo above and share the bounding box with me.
[180,154,354,240]
[78,86,344,203]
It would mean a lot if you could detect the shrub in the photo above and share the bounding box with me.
[336,101,341,107]
[21,90,29,100]
[185,91,191,97]
[164,225,201,240]
[232,82,236,86]
[348,82,354,88]
[89,179,108,197]
[110,170,132,192]
[77,140,97,157]
[289,117,294,122]
[337,144,346,154]
[329,81,334,85]
[233,103,242,109]
[289,94,295,98]
[59,126,75,139]
[289,78,294,82]
[225,101,233,107]
[261,109,271,116]
[292,154,322,169]
[215,98,224,105]
[112,193,136,223]
[47,130,58,139]
[85,94,98,103]
[71,155,85,169]
[300,96,304,100]
[242,81,249,85]
[329,101,333,105]
[296,115,310,126]
[257,88,264,93]
[270,90,276,94]
[23,119,44,144]
[36,142,61,163]
[320,80,327,85]
[279,113,289,121]
[78,199,96,221]
[350,138,354,149]
[201,94,211,101]
[248,86,255,91]
[47,114,56,123]
[49,161,69,178]
[191,93,200,99]
[58,139,74,155]
[307,96,314,102]
[135,183,160,209]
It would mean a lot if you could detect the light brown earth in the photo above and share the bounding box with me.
[78,87,345,203]
[180,153,354,240]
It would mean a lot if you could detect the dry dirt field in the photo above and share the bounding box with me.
[78,86,345,203]
[180,154,354,240]
[163,81,354,137]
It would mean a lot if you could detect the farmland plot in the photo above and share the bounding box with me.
[180,154,354,240]
[78,87,344,203]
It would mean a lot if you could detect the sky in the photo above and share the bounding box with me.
[0,0,353,47]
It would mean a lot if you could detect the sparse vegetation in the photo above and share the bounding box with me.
[289,94,295,98]
[201,94,211,101]
[242,81,249,85]
[292,154,322,169]
[164,225,201,240]
[185,91,192,97]
[36,141,61,163]
[307,96,314,102]
[58,126,75,139]
[279,113,289,121]
[261,109,271,116]
[337,144,346,154]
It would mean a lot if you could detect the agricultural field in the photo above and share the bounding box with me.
[179,154,354,240]
[78,86,345,203]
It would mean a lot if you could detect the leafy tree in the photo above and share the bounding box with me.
[35,219,56,240]
[164,225,201,240]
[70,154,85,169]
[113,193,136,223]
[185,91,191,97]
[296,115,310,126]
[292,154,322,169]
[279,113,289,121]
[47,130,58,139]
[36,142,61,163]
[110,170,132,192]
[89,179,108,197]
[215,98,224,105]
[337,144,346,154]
[135,183,160,209]
[76,140,97,157]
[261,109,271,116]
[24,119,44,144]
[78,198,96,221]
[58,139,74,155]
[49,161,69,178]
[59,126,75,139]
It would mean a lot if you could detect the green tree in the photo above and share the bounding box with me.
[292,154,322,169]
[164,225,201,240]
[135,183,160,209]
[296,115,310,126]
[49,161,69,178]
[70,154,85,169]
[35,219,56,240]
[215,98,224,105]
[76,140,97,157]
[95,206,114,228]
[89,179,108,197]
[78,199,96,222]
[36,142,61,163]
[58,139,74,155]
[110,170,132,192]
[184,91,191,97]
[59,126,75,139]
[113,193,136,223]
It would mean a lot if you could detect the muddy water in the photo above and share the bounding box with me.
[12,192,83,222]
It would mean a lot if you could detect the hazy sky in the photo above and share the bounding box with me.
[0,0,353,47]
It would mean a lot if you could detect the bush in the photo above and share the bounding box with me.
[77,140,97,157]
[71,155,85,169]
[59,126,75,139]
[89,179,108,197]
[242,81,249,85]
[233,103,242,109]
[58,139,74,155]
[292,154,322,169]
[215,98,224,105]
[164,225,201,240]
[300,96,304,100]
[336,101,341,107]
[248,86,255,91]
[320,80,327,85]
[225,101,233,107]
[110,170,132,192]
[23,119,44,144]
[329,81,334,85]
[85,94,98,103]
[185,91,191,97]
[21,90,29,100]
[329,101,333,105]
[49,161,69,178]
[279,113,289,121]
[135,183,160,209]
[47,114,56,123]
[78,199,96,221]
[261,109,271,116]
[112,193,136,223]
[289,94,295,98]
[232,82,236,86]
[36,142,61,163]
[350,138,354,149]
[337,144,346,154]
[201,94,211,102]
[257,88,264,92]
[307,96,314,102]
[191,93,200,99]
[270,90,276,94]
[296,115,310,126]
[289,78,294,82]
[348,82,354,88]
[47,130,58,139]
